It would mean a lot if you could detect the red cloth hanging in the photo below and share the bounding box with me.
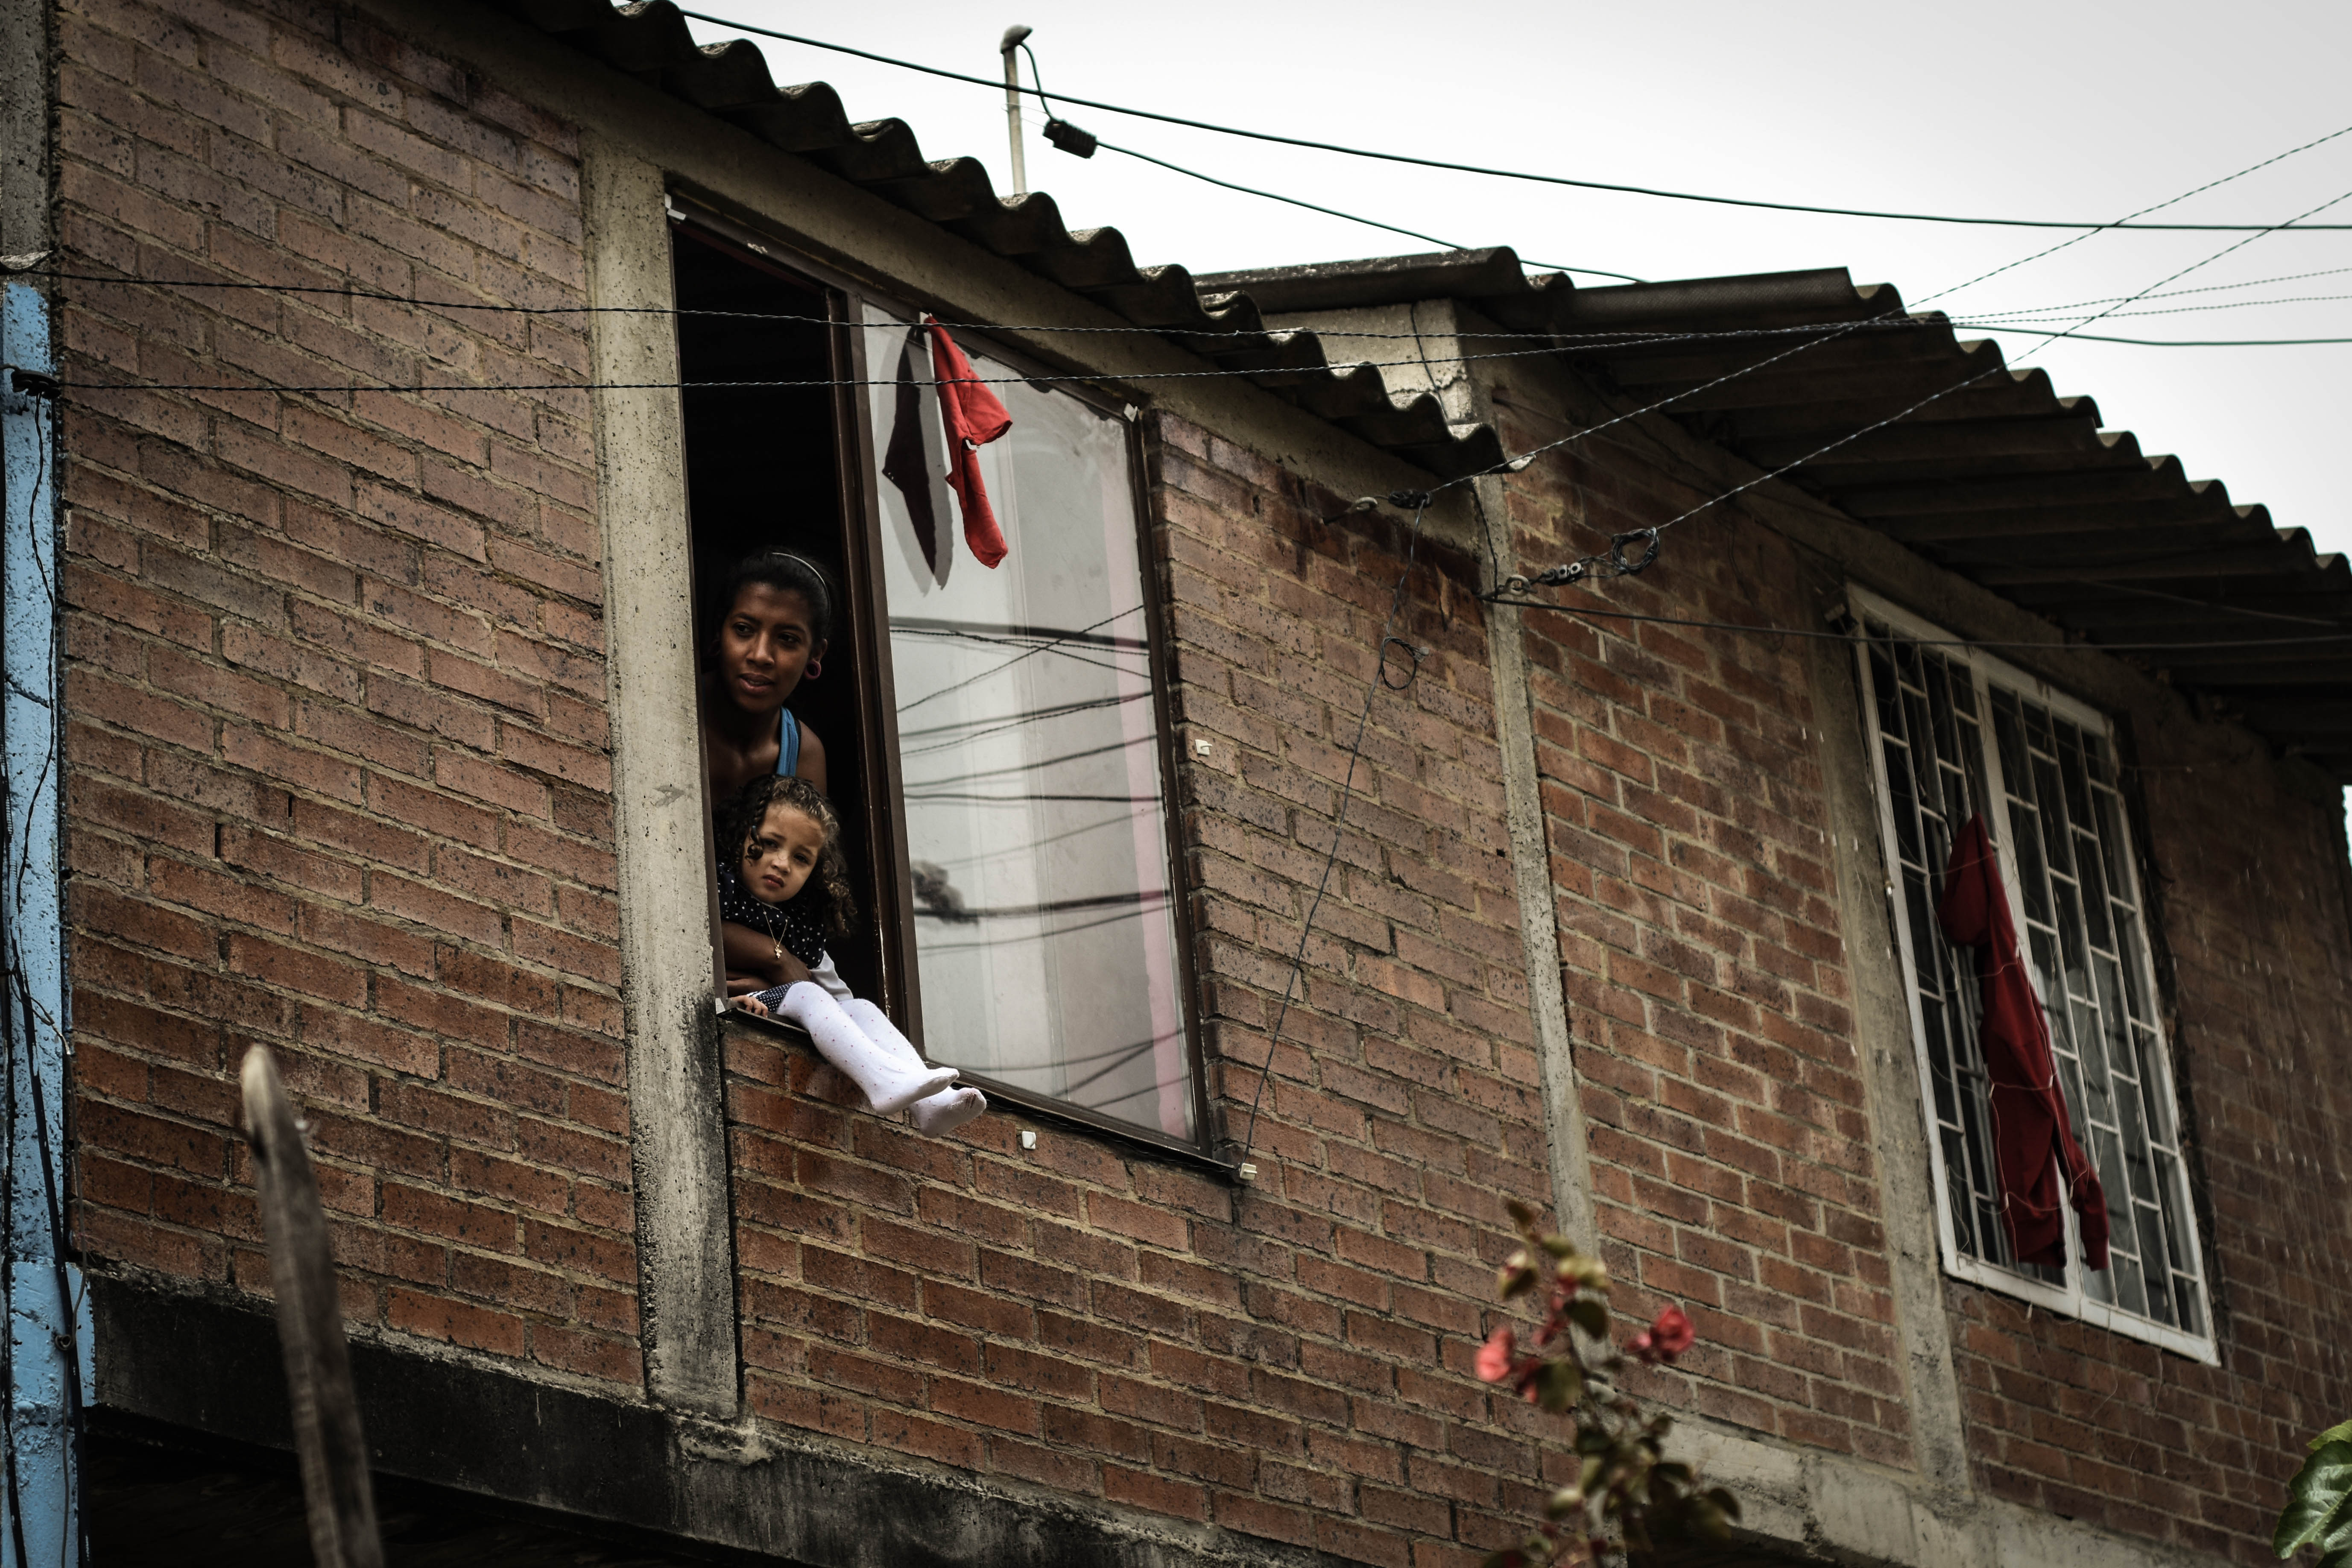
[924,317,1014,569]
[1935,814,2110,1271]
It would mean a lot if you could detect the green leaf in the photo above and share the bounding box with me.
[2276,1441,2352,1559]
[2315,1422,2352,1454]
[1536,1358,1584,1413]
[1565,1297,1610,1338]
[1507,1199,1537,1227]
[1706,1486,1742,1523]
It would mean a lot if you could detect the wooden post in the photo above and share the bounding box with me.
[240,1044,385,1568]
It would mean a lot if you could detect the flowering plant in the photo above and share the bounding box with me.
[1475,1200,1738,1568]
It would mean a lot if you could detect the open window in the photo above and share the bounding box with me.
[669,202,1206,1153]
[1850,586,2214,1361]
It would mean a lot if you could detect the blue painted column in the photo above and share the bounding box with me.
[3,281,89,1567]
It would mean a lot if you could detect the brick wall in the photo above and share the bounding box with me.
[46,0,2352,1560]
[1488,392,1914,1467]
[56,0,638,1386]
[1482,363,2352,1559]
[720,412,1575,1568]
[1947,752,2352,1562]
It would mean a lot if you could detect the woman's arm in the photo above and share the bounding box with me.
[796,721,828,795]
[721,920,813,994]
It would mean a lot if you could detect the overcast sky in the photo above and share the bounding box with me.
[684,0,2351,562]
[685,0,2350,837]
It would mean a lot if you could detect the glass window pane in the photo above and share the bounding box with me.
[861,306,1194,1139]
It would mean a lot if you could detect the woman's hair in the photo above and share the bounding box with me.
[717,774,856,939]
[715,548,836,647]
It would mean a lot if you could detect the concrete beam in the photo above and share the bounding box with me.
[93,1278,1360,1568]
[1676,1416,2220,1568]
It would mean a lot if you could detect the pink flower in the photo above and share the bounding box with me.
[1629,1306,1696,1364]
[1476,1327,1516,1383]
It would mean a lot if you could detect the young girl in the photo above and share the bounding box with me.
[718,775,988,1137]
[702,547,833,801]
[702,549,839,992]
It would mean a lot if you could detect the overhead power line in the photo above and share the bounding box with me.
[675,12,2352,234]
[1088,135,1644,284]
[1004,53,1638,282]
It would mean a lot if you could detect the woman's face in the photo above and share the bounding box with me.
[742,801,825,905]
[717,583,826,717]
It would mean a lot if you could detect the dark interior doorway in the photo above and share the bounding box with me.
[670,223,884,1002]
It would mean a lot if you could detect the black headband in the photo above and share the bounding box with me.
[760,549,831,623]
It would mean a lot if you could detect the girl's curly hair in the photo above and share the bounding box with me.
[717,774,857,940]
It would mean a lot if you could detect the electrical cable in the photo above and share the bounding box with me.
[1956,263,2352,316]
[903,735,1150,791]
[1960,290,2352,321]
[34,268,2352,350]
[1,390,86,1565]
[1235,490,1432,1164]
[1480,601,2352,652]
[1953,326,2352,348]
[1089,136,1644,284]
[1006,42,1640,284]
[675,12,2352,234]
[1481,172,2352,592]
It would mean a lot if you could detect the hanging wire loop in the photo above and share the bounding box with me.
[1378,636,1427,691]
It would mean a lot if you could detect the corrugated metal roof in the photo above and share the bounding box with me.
[497,0,2350,782]
[492,0,1504,480]
[1205,251,2352,781]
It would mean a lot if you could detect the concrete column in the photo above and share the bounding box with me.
[1803,626,1970,1492]
[1479,471,1599,1245]
[1,0,49,260]
[1400,299,1600,1243]
[582,136,739,1417]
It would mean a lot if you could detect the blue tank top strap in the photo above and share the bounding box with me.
[776,708,800,778]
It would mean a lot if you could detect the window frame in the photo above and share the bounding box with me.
[668,194,1218,1163]
[1847,584,2217,1363]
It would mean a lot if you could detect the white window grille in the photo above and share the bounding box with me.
[1849,588,2215,1362]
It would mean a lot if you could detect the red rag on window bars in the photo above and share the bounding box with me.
[924,316,1014,569]
[1935,813,2110,1271]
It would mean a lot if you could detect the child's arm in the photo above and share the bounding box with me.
[721,919,813,996]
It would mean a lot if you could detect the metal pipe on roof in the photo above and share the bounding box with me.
[1000,25,1031,196]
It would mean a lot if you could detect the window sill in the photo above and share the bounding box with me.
[1944,1252,2219,1364]
[717,1007,1244,1181]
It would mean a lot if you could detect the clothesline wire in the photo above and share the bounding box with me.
[21,267,2351,349]
[672,12,2352,234]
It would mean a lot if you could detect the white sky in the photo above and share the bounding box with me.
[685,0,2352,560]
[683,0,2352,844]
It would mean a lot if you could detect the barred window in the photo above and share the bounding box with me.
[1851,589,2213,1360]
